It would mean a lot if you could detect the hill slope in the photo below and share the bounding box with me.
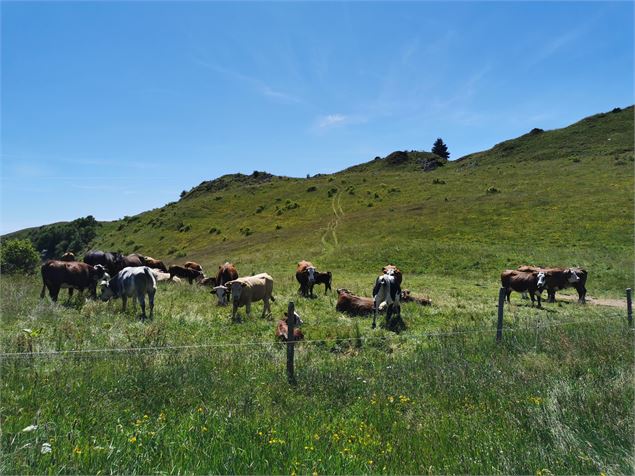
[11,106,635,295]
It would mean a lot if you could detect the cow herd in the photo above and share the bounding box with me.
[38,249,589,333]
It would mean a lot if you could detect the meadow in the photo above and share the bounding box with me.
[1,106,634,474]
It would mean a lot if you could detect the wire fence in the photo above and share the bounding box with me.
[1,315,630,360]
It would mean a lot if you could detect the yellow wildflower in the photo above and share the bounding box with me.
[197,407,204,413]
[388,396,394,403]
[143,414,149,420]
[129,436,137,444]
[73,446,82,455]
[202,426,208,432]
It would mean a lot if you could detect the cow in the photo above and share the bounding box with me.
[275,310,304,342]
[168,265,203,284]
[140,255,168,272]
[382,264,403,287]
[501,269,546,307]
[40,261,107,301]
[121,254,144,268]
[543,267,587,304]
[400,289,432,306]
[150,269,180,283]
[184,261,203,273]
[335,288,375,316]
[224,273,275,321]
[296,260,317,297]
[199,276,217,287]
[313,271,333,295]
[99,266,157,320]
[60,252,76,262]
[84,250,125,276]
[372,273,402,331]
[211,262,239,305]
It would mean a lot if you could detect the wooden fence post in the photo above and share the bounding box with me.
[287,301,297,385]
[627,288,632,327]
[496,287,506,342]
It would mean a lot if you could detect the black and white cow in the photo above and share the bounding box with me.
[99,266,157,320]
[371,273,401,330]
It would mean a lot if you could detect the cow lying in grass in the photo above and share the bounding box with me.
[275,310,304,342]
[400,289,431,306]
[168,265,203,284]
[335,288,375,316]
[99,266,157,320]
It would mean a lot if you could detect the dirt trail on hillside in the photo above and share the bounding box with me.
[555,293,626,309]
[321,192,343,252]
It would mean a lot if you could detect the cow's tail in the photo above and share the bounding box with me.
[144,266,157,290]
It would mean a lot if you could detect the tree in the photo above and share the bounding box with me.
[432,138,450,160]
[0,239,40,274]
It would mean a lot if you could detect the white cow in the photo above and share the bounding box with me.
[99,266,157,320]
[224,273,274,321]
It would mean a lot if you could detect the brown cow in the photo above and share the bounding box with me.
[275,310,304,342]
[211,262,239,305]
[382,264,403,287]
[40,261,107,301]
[335,288,376,316]
[60,252,76,262]
[296,260,317,297]
[400,289,432,306]
[122,254,144,268]
[168,265,203,284]
[501,269,546,307]
[199,276,217,287]
[141,255,168,272]
[184,261,203,273]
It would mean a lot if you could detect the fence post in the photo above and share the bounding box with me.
[627,288,632,327]
[287,301,296,385]
[496,287,506,342]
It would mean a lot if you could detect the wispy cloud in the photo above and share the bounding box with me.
[317,114,349,128]
[313,113,368,132]
[192,56,302,104]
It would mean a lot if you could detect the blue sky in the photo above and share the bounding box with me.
[2,1,633,234]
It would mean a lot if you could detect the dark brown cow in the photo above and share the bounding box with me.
[313,271,333,294]
[184,261,203,273]
[296,260,317,297]
[168,265,203,284]
[199,276,217,287]
[140,255,168,272]
[60,252,76,262]
[400,289,432,306]
[122,254,144,268]
[84,250,125,276]
[40,261,107,301]
[382,264,403,287]
[335,288,376,316]
[275,310,304,342]
[543,267,587,303]
[501,269,546,307]
[211,262,239,305]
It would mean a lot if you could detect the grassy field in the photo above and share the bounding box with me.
[1,106,634,474]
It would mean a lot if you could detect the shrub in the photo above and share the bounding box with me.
[275,224,282,230]
[167,247,178,254]
[306,186,317,192]
[1,239,40,274]
[432,178,446,184]
[175,251,186,258]
[209,227,221,235]
[240,227,253,236]
[255,205,265,214]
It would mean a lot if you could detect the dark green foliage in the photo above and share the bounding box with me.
[432,178,446,184]
[306,186,317,192]
[432,138,450,160]
[0,239,40,274]
[26,216,98,259]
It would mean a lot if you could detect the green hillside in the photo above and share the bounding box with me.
[82,105,634,295]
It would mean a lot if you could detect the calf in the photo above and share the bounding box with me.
[400,289,432,306]
[168,265,203,284]
[543,267,587,303]
[40,261,107,301]
[296,260,317,297]
[184,261,203,273]
[225,273,275,321]
[313,271,333,295]
[211,262,239,305]
[275,310,305,342]
[199,276,217,287]
[99,266,157,320]
[501,270,546,307]
[141,255,168,272]
[335,288,375,316]
[372,273,402,330]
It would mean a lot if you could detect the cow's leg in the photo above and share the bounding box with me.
[548,289,556,303]
[385,303,394,327]
[505,288,512,304]
[148,290,155,319]
[50,285,60,302]
[232,302,239,322]
[529,291,535,307]
[246,301,252,318]
[68,288,74,299]
[577,284,587,304]
[138,291,146,321]
[372,305,377,329]
[309,283,315,298]
[121,296,128,313]
[40,282,47,299]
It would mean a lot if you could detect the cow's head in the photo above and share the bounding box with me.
[227,281,247,302]
[91,264,107,280]
[98,279,115,301]
[307,266,316,283]
[284,310,304,327]
[212,285,230,305]
[536,272,546,290]
[565,268,580,283]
